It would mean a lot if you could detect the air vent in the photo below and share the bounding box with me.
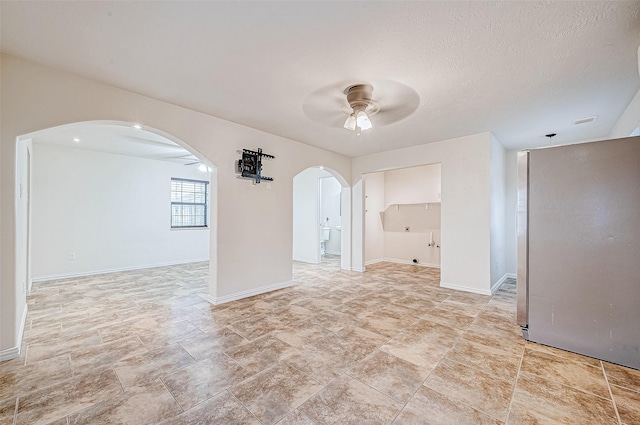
[574,116,598,125]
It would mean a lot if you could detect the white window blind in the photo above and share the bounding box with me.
[171,178,209,228]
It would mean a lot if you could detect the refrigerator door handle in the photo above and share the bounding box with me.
[516,151,529,334]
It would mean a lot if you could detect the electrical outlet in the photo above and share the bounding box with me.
[405,226,410,232]
[69,252,77,260]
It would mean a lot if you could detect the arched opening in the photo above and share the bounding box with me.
[15,120,217,302]
[292,166,351,270]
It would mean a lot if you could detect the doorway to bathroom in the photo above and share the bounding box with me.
[292,167,343,268]
[318,175,342,266]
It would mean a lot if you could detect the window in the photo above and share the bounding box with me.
[171,178,209,228]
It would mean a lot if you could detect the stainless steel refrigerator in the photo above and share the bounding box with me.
[517,136,640,370]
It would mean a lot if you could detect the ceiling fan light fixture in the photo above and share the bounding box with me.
[356,110,372,131]
[344,113,356,131]
[198,163,208,172]
[343,83,374,134]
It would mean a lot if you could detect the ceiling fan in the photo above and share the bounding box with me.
[302,80,420,133]
[343,84,376,135]
[184,160,211,172]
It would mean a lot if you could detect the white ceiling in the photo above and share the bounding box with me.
[27,122,200,165]
[2,1,639,157]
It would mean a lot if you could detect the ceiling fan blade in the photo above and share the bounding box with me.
[303,105,348,128]
[374,102,420,127]
[302,80,368,127]
[373,82,421,127]
[302,79,420,128]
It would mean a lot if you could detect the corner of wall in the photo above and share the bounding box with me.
[0,303,27,362]
[504,150,520,275]
[609,88,640,139]
[489,134,507,286]
[203,280,293,305]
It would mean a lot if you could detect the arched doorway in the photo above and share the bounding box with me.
[15,120,216,295]
[292,166,350,270]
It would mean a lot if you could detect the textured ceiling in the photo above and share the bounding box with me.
[2,1,639,157]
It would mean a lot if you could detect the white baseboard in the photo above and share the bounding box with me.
[0,346,20,362]
[0,304,28,362]
[383,258,441,269]
[490,273,512,295]
[440,282,492,296]
[31,258,209,283]
[506,273,516,279]
[202,280,294,305]
[293,257,320,265]
[325,250,341,256]
[364,258,440,269]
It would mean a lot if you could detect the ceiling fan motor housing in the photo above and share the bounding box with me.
[345,84,373,112]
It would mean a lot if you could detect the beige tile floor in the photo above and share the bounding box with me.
[1,258,639,425]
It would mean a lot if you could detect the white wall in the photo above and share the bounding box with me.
[489,135,508,289]
[609,88,640,139]
[382,164,441,267]
[363,172,385,264]
[31,144,210,280]
[8,137,32,361]
[505,150,519,275]
[320,176,341,255]
[384,164,441,205]
[1,54,351,355]
[365,164,443,267]
[383,203,441,267]
[292,168,329,263]
[354,133,494,294]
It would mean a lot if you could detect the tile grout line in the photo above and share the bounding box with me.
[12,395,18,425]
[523,344,622,402]
[601,361,623,425]
[22,345,29,367]
[232,360,324,424]
[226,389,266,425]
[344,369,411,419]
[417,292,516,424]
[158,377,185,415]
[66,352,78,381]
[111,364,126,395]
[503,335,527,425]
[482,282,522,424]
[383,302,474,425]
[439,352,521,423]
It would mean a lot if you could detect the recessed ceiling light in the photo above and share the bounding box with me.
[132,123,143,130]
[574,116,598,125]
[73,137,80,143]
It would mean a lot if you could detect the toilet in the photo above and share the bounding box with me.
[320,227,330,255]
